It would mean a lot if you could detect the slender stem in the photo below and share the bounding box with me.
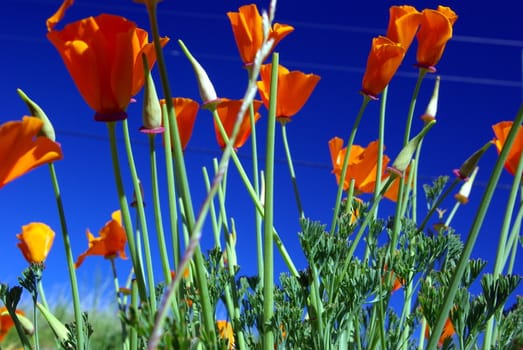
[47,163,84,349]
[213,106,299,276]
[148,134,171,283]
[280,122,304,218]
[330,96,370,234]
[444,201,461,227]
[427,102,523,350]
[106,122,147,301]
[110,258,128,349]
[248,100,264,281]
[373,85,387,218]
[503,203,523,270]
[483,136,523,348]
[262,53,279,350]
[130,280,138,350]
[402,69,427,146]
[145,3,215,340]
[159,103,180,268]
[122,119,156,310]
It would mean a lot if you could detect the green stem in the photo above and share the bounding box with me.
[427,102,523,350]
[330,96,370,234]
[122,119,156,311]
[213,107,299,276]
[373,85,387,218]
[249,100,264,281]
[483,135,523,349]
[503,203,523,271]
[106,122,147,302]
[148,134,171,283]
[402,69,427,146]
[47,163,84,349]
[159,103,180,268]
[280,122,304,218]
[110,258,128,349]
[262,53,279,350]
[144,2,215,342]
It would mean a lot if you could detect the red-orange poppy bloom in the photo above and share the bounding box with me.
[0,117,62,189]
[0,308,25,342]
[386,5,422,51]
[227,4,294,66]
[492,121,523,176]
[75,210,128,268]
[17,223,56,265]
[214,98,263,149]
[216,320,235,350]
[329,137,390,195]
[361,36,405,99]
[160,98,200,150]
[425,317,456,347]
[257,64,320,121]
[416,6,458,71]
[47,13,168,122]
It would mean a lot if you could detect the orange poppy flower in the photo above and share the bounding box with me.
[492,121,523,176]
[214,98,263,149]
[0,116,62,189]
[216,320,235,350]
[257,64,320,121]
[416,6,458,71]
[227,4,294,66]
[75,210,128,268]
[47,13,168,122]
[329,137,390,195]
[425,317,456,347]
[386,6,422,51]
[0,307,25,342]
[361,36,405,99]
[16,223,55,264]
[159,98,200,150]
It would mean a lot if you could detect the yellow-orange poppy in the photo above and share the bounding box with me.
[386,6,422,51]
[0,307,25,342]
[425,317,456,347]
[416,6,458,71]
[47,13,168,122]
[0,117,62,189]
[214,98,263,149]
[16,223,55,264]
[227,4,294,66]
[492,121,523,176]
[216,320,235,350]
[361,36,405,99]
[75,210,128,268]
[159,98,200,150]
[329,137,390,195]
[257,64,320,121]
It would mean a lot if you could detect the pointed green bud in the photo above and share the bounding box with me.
[420,76,440,124]
[17,88,56,141]
[178,39,220,110]
[37,302,70,343]
[454,141,492,180]
[389,120,436,174]
[455,166,479,204]
[139,54,164,134]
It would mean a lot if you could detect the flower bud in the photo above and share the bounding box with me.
[139,55,164,134]
[178,39,220,110]
[17,89,56,141]
[389,120,436,174]
[36,303,70,342]
[16,223,55,265]
[454,141,491,180]
[455,166,478,204]
[420,76,440,124]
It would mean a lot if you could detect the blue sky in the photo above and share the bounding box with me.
[1,0,522,304]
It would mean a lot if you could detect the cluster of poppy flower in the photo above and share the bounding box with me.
[0,0,522,346]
